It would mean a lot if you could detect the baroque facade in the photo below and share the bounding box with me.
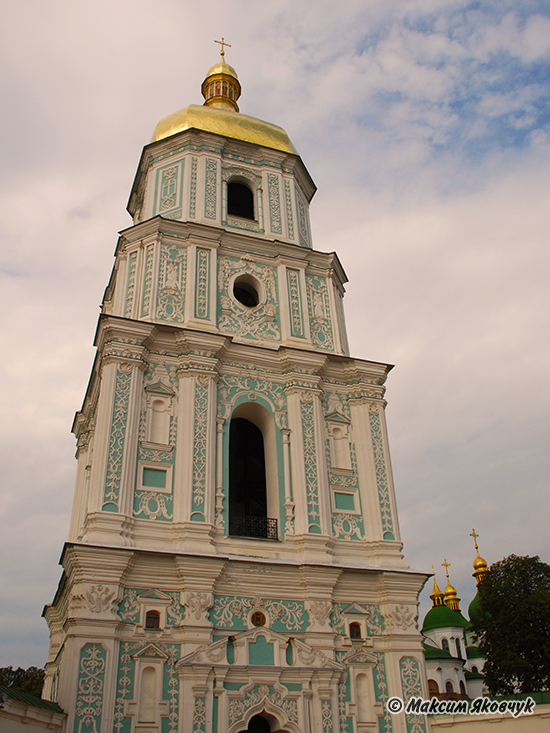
[43,52,429,733]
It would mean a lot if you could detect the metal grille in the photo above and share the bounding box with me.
[228,515,278,540]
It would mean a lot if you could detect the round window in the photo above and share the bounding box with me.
[251,611,266,627]
[233,275,260,308]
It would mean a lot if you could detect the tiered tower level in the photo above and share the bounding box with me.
[43,54,429,733]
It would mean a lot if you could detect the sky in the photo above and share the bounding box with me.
[1,0,549,667]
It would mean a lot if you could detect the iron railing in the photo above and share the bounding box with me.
[228,515,278,540]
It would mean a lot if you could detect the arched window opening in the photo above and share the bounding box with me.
[455,638,462,658]
[445,681,454,694]
[227,636,235,664]
[145,610,160,629]
[228,181,254,220]
[349,622,362,639]
[471,666,478,674]
[229,417,277,539]
[428,679,439,697]
[441,637,449,653]
[459,680,466,696]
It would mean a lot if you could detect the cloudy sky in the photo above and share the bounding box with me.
[1,0,549,667]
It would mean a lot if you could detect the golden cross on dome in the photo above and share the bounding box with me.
[214,37,231,58]
[442,559,451,579]
[470,528,480,550]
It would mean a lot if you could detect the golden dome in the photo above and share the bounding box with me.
[201,57,242,112]
[429,570,445,607]
[442,559,461,611]
[152,49,298,155]
[473,554,488,571]
[470,529,488,585]
[444,579,457,596]
[205,59,239,80]
[152,104,298,155]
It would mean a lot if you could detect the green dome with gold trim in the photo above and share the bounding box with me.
[422,604,469,632]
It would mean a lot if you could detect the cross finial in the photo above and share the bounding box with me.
[470,528,480,550]
[214,37,231,59]
[442,559,451,580]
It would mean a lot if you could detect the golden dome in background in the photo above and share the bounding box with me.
[442,558,461,611]
[470,528,488,585]
[473,554,487,571]
[429,568,445,607]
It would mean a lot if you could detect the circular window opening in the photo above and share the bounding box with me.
[233,276,260,308]
[251,611,266,627]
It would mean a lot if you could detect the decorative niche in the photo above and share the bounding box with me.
[143,382,175,449]
[325,411,353,472]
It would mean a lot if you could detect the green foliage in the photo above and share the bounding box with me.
[470,554,550,695]
[0,666,45,698]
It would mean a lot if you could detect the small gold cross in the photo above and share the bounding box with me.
[470,528,480,550]
[214,37,231,58]
[442,559,451,579]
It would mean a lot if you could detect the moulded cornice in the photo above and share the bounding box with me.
[60,541,432,579]
[127,127,316,217]
[114,217,344,277]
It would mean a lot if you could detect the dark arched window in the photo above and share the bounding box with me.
[145,610,160,629]
[229,417,275,538]
[455,638,462,658]
[228,181,254,220]
[349,622,362,639]
[428,679,439,697]
[445,681,454,694]
[441,637,449,653]
[471,666,478,674]
[459,680,466,696]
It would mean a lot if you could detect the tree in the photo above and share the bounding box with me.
[470,554,550,695]
[0,666,45,698]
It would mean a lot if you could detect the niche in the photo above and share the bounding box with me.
[326,416,352,471]
[138,666,157,723]
[145,383,174,446]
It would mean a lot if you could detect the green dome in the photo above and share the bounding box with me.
[465,669,484,679]
[466,645,483,660]
[468,593,481,621]
[422,604,469,632]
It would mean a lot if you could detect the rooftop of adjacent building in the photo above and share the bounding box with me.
[152,42,298,155]
[0,684,64,713]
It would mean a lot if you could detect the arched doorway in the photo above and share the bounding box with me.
[239,716,271,733]
[236,712,291,733]
[228,417,277,539]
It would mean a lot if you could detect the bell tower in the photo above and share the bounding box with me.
[43,49,429,733]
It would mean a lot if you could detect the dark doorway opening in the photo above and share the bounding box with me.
[228,181,255,220]
[228,417,276,539]
[241,716,271,733]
